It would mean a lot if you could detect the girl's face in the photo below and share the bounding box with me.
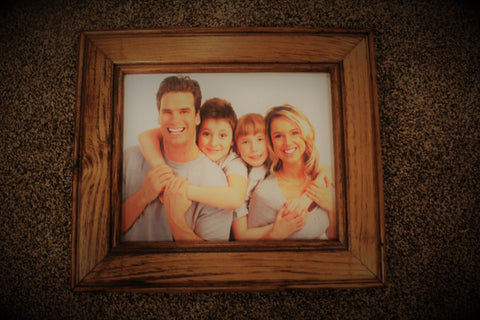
[270,116,306,165]
[198,118,233,162]
[236,131,268,168]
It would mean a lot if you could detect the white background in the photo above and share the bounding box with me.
[123,73,334,166]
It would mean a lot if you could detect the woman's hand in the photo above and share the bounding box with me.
[305,178,337,239]
[305,178,334,213]
[284,196,311,215]
[268,206,307,240]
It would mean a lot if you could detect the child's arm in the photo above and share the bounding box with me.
[138,128,168,169]
[186,173,248,210]
[231,216,273,240]
[140,128,248,210]
[232,207,307,241]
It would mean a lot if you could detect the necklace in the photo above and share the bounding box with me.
[276,171,311,189]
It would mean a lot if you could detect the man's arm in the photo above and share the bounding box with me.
[163,177,203,241]
[121,165,174,233]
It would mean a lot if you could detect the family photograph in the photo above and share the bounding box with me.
[121,73,336,242]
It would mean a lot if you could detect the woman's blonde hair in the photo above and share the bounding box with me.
[265,104,321,179]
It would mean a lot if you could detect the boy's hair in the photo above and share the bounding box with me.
[199,97,238,134]
[234,113,266,143]
[156,75,202,112]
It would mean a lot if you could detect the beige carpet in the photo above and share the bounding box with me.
[1,0,479,319]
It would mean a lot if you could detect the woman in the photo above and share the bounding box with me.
[247,104,336,240]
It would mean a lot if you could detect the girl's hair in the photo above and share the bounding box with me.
[198,97,237,136]
[234,113,265,143]
[264,104,321,179]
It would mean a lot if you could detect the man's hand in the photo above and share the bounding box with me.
[121,164,174,233]
[163,177,201,241]
[164,176,192,222]
[139,164,174,205]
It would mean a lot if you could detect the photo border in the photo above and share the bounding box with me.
[72,28,385,292]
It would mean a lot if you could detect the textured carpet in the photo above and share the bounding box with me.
[1,0,479,319]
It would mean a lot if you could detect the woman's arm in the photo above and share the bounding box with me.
[305,180,337,239]
[187,173,248,210]
[138,128,168,169]
[282,166,332,215]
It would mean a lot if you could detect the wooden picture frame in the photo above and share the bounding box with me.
[72,28,385,292]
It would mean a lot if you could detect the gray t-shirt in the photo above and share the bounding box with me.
[233,165,268,220]
[247,174,329,240]
[121,146,232,242]
[215,151,248,179]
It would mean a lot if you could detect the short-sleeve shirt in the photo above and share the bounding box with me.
[216,151,248,179]
[121,146,232,242]
[233,165,268,220]
[247,174,329,240]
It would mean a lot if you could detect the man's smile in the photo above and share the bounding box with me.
[167,127,185,134]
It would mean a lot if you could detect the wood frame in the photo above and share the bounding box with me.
[72,28,385,292]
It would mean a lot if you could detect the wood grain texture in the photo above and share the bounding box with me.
[72,35,114,285]
[77,251,378,292]
[72,28,385,291]
[343,37,381,274]
[86,28,364,64]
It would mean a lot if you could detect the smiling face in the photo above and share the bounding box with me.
[197,118,233,162]
[158,91,200,149]
[236,132,268,168]
[270,116,306,165]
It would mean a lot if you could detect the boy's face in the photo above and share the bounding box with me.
[236,131,268,167]
[198,118,233,162]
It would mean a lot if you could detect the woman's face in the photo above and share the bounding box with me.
[270,116,306,166]
[198,118,233,162]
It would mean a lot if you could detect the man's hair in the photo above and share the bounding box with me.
[198,97,238,135]
[156,75,202,112]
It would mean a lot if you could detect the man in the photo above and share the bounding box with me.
[121,75,232,241]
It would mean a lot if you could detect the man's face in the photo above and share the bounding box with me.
[158,92,200,148]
